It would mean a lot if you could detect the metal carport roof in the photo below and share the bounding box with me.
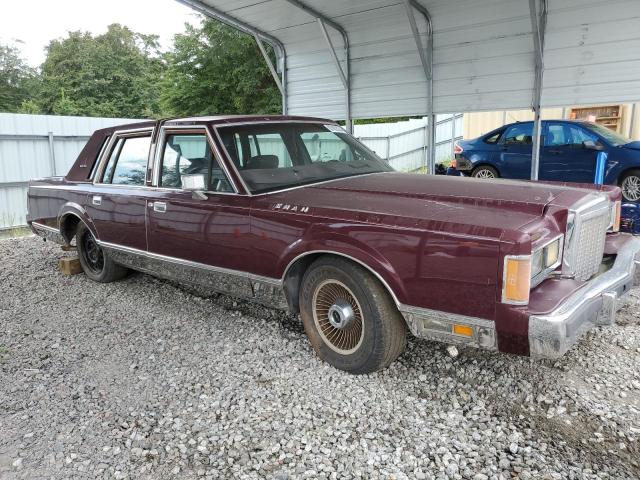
[175,0,640,178]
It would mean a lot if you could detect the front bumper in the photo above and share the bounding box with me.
[529,236,640,358]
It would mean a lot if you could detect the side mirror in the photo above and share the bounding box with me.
[583,140,604,151]
[181,174,208,200]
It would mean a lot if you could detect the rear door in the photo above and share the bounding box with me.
[146,127,253,291]
[496,122,533,179]
[540,122,599,182]
[86,129,152,250]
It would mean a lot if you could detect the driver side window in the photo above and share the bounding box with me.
[159,132,233,193]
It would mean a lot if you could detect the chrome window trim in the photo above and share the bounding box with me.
[88,135,112,180]
[209,119,339,128]
[153,125,240,195]
[93,128,154,187]
[212,123,389,198]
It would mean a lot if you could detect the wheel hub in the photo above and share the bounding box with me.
[312,279,364,355]
[327,300,355,329]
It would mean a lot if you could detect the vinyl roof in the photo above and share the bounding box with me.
[176,0,640,122]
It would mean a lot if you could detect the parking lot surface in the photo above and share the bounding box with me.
[1,236,639,479]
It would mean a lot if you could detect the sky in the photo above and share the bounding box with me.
[0,0,200,67]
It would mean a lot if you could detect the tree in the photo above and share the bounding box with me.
[36,24,165,118]
[0,43,35,113]
[160,19,281,117]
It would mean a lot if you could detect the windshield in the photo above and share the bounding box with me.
[217,123,393,194]
[582,122,630,147]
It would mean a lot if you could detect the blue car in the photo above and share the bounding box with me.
[451,120,640,202]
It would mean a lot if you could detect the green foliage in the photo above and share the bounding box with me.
[0,18,282,118]
[0,43,35,113]
[160,19,281,117]
[35,24,165,118]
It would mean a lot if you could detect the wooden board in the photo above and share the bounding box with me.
[58,257,83,276]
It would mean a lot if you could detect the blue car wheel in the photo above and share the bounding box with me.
[472,165,499,179]
[620,169,640,202]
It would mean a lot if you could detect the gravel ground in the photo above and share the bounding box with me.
[1,236,639,480]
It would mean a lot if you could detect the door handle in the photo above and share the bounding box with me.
[92,195,102,206]
[153,201,167,213]
[548,149,562,155]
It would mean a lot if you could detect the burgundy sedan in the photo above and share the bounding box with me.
[27,116,640,373]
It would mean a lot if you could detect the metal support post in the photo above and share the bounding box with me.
[284,0,351,132]
[529,0,547,180]
[403,0,435,174]
[47,131,56,176]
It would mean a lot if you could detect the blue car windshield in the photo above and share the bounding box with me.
[583,122,630,147]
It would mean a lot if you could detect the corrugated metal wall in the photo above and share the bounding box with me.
[199,0,640,119]
[0,113,143,229]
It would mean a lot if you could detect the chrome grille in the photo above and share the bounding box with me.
[573,212,609,280]
[564,195,610,282]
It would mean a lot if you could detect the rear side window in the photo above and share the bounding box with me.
[484,131,503,144]
[101,135,151,186]
[502,123,533,145]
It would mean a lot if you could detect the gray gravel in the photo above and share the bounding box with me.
[1,235,639,480]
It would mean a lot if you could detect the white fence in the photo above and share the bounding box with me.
[0,113,143,229]
[0,113,463,229]
[354,114,463,172]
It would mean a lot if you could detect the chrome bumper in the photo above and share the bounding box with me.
[529,237,640,359]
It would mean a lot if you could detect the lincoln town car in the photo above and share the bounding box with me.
[27,116,640,373]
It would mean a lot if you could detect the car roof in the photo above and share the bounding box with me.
[92,115,338,136]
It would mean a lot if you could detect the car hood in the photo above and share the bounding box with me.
[622,140,640,151]
[267,173,577,236]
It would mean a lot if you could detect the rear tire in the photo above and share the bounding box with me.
[76,224,128,283]
[299,256,406,374]
[619,169,640,202]
[471,165,499,179]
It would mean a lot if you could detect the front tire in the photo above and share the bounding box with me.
[299,257,406,374]
[620,169,640,202]
[471,165,499,179]
[76,224,128,282]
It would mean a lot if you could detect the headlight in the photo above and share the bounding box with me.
[531,235,563,287]
[502,235,564,305]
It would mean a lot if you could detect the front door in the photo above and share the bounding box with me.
[145,128,253,295]
[497,122,534,179]
[540,122,599,183]
[86,130,152,250]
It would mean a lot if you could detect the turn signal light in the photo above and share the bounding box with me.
[453,324,474,337]
[502,255,531,305]
[612,201,621,232]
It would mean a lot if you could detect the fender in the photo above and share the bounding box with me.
[278,224,408,306]
[58,201,99,243]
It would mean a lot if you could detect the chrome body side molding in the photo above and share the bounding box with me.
[31,222,66,246]
[98,241,288,310]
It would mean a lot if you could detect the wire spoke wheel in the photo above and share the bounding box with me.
[81,230,104,274]
[312,279,364,355]
[622,175,640,201]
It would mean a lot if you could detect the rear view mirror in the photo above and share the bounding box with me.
[181,174,208,200]
[583,140,604,151]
